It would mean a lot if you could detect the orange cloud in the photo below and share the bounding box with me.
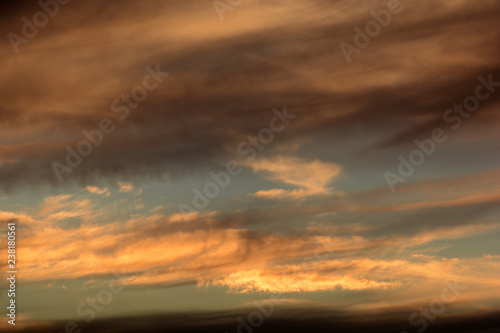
[248,156,342,199]
[85,185,110,197]
[3,192,497,300]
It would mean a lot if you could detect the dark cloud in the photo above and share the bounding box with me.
[1,0,499,191]
[9,308,500,333]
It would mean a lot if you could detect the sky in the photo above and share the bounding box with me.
[0,0,500,332]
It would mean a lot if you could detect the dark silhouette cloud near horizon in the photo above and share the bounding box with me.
[14,308,500,333]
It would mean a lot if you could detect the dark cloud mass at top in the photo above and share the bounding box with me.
[0,0,499,191]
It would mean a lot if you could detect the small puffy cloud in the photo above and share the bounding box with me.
[253,188,307,199]
[149,206,164,213]
[168,211,217,223]
[118,182,134,193]
[85,185,110,197]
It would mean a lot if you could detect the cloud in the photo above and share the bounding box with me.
[208,267,398,293]
[253,188,308,199]
[249,156,342,199]
[35,194,95,223]
[4,307,500,333]
[85,185,110,197]
[3,192,498,301]
[118,181,133,193]
[0,0,498,191]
